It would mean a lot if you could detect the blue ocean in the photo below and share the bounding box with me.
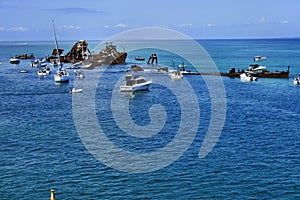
[0,39,299,199]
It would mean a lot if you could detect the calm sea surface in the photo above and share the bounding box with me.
[0,39,299,199]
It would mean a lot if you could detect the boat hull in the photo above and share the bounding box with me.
[70,88,83,93]
[169,71,183,80]
[120,81,152,92]
[9,58,20,64]
[54,74,69,83]
[240,73,257,82]
[294,78,300,85]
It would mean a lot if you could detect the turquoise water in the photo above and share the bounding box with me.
[0,39,299,199]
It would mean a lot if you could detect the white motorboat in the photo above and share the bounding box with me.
[9,57,20,64]
[169,70,183,80]
[293,75,300,85]
[70,88,83,93]
[254,55,266,62]
[240,72,258,82]
[120,74,152,92]
[248,64,267,72]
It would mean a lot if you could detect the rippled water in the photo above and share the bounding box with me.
[0,39,299,199]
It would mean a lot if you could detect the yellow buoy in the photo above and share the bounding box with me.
[50,189,55,200]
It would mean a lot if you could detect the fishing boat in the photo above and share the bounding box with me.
[120,74,152,92]
[240,72,257,82]
[9,57,20,64]
[293,75,300,85]
[254,55,266,62]
[51,20,70,83]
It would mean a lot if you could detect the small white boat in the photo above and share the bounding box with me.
[70,88,83,93]
[293,75,300,85]
[38,69,47,76]
[31,59,47,67]
[120,74,152,92]
[9,57,20,64]
[37,66,51,76]
[75,69,85,78]
[254,56,266,62]
[135,56,145,61]
[19,69,28,73]
[169,70,183,80]
[240,72,257,82]
[248,64,266,72]
[54,68,70,83]
[52,20,70,83]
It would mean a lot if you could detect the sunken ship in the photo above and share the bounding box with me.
[47,40,127,66]
[92,42,127,66]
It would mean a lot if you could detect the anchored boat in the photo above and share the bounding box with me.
[120,74,152,92]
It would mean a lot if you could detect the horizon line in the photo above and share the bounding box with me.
[0,36,299,42]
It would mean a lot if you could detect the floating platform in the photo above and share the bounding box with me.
[181,66,290,78]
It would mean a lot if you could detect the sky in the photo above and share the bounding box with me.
[0,0,299,41]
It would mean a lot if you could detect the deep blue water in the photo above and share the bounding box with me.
[0,39,299,199]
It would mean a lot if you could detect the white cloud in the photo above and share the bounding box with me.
[6,27,28,32]
[63,25,81,29]
[178,23,193,28]
[0,27,6,31]
[103,25,110,28]
[206,23,216,27]
[114,23,128,28]
[280,20,288,24]
[196,24,216,28]
[259,17,267,24]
